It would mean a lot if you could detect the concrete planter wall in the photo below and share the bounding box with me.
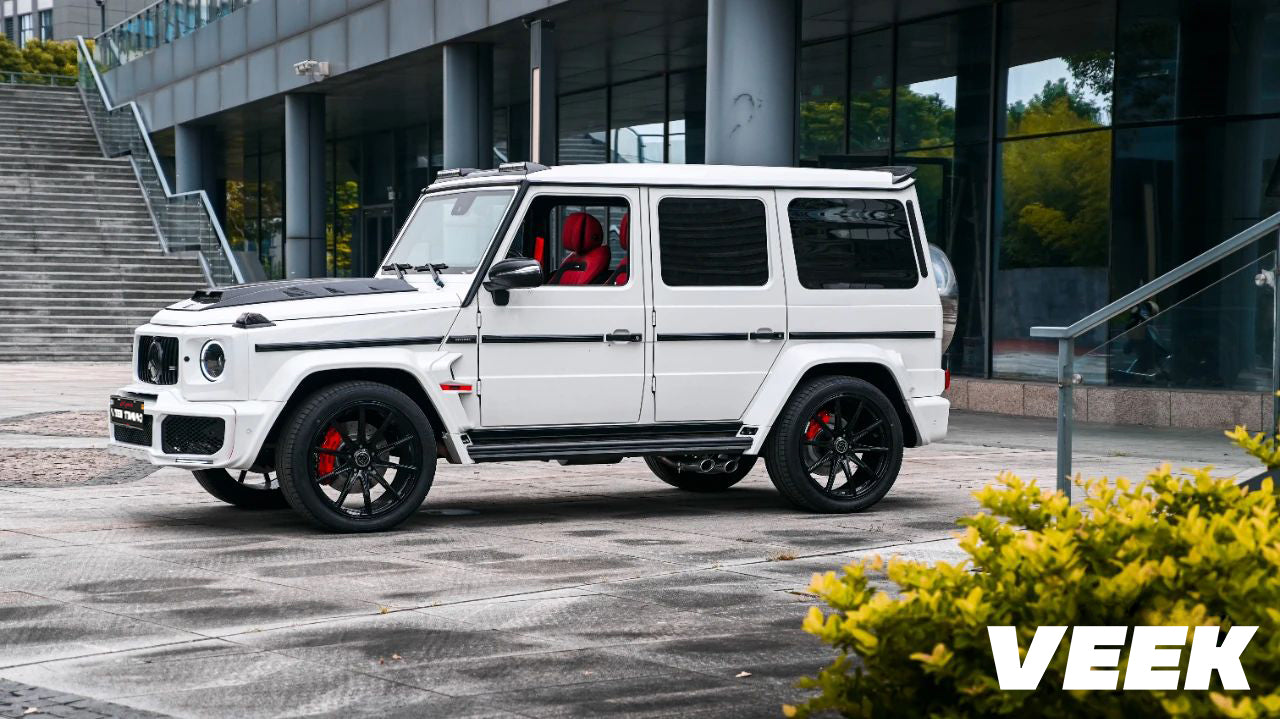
[945,376,1273,432]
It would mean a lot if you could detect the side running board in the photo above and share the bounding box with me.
[465,422,752,462]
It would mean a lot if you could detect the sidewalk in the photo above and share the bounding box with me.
[0,363,1259,718]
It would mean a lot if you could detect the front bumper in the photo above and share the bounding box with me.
[107,385,282,470]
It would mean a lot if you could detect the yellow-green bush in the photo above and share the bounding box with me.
[788,429,1280,718]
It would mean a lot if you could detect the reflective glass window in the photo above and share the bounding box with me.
[799,38,847,162]
[610,77,665,163]
[668,70,705,164]
[558,89,607,164]
[992,131,1112,380]
[1116,0,1280,123]
[1000,0,1114,136]
[848,28,892,156]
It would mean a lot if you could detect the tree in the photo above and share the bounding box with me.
[1000,79,1110,269]
[0,35,29,74]
[20,39,79,77]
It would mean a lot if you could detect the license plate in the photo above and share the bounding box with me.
[109,395,146,431]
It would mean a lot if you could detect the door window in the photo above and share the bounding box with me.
[656,197,769,286]
[786,197,921,289]
[507,195,632,286]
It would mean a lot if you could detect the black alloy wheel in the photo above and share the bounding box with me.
[192,468,290,509]
[765,376,903,513]
[277,381,436,532]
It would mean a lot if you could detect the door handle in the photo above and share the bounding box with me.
[750,328,785,341]
[606,330,642,343]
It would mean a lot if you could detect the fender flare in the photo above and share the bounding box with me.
[252,347,470,440]
[740,342,920,452]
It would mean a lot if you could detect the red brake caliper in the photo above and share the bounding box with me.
[805,411,834,441]
[316,427,344,481]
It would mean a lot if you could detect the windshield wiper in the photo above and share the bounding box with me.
[414,263,448,288]
[381,262,447,288]
[381,263,412,279]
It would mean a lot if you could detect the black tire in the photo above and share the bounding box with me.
[276,381,436,532]
[764,376,904,513]
[644,455,757,492]
[192,468,290,510]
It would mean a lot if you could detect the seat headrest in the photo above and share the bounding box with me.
[617,213,629,250]
[562,212,604,253]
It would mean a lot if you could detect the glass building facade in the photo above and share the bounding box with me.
[139,0,1280,393]
[798,0,1280,392]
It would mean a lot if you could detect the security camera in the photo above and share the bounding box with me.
[292,60,330,78]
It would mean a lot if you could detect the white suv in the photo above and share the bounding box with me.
[109,163,954,532]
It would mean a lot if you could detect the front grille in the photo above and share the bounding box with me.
[113,415,152,447]
[137,335,180,385]
[161,415,225,455]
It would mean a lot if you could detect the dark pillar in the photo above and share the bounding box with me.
[284,93,326,279]
[705,0,796,166]
[443,43,494,170]
[528,19,556,165]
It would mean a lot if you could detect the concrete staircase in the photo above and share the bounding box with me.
[0,83,207,362]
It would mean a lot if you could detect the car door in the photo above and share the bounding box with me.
[647,189,788,422]
[477,186,647,427]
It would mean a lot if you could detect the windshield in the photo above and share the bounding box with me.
[382,188,515,273]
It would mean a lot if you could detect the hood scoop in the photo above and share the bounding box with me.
[173,277,417,311]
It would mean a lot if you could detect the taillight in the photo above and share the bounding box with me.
[945,369,951,391]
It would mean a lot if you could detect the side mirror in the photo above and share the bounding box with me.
[483,257,543,305]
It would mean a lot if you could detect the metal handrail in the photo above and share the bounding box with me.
[1031,210,1280,496]
[0,71,79,86]
[74,35,244,286]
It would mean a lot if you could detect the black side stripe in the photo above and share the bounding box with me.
[656,333,750,342]
[446,335,477,344]
[255,336,443,352]
[482,334,603,344]
[789,331,935,340]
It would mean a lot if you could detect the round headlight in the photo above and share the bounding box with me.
[200,341,226,381]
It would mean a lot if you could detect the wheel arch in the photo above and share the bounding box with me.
[790,363,919,448]
[741,344,923,449]
[258,367,450,466]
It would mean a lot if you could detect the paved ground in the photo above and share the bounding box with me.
[0,364,1261,718]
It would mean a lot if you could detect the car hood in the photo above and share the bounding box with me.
[148,277,465,327]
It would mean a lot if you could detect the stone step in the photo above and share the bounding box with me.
[0,218,157,229]
[0,227,158,239]
[0,307,167,318]
[0,153,131,167]
[0,196,147,210]
[0,207,152,221]
[0,125,96,136]
[0,141,102,154]
[0,299,175,311]
[0,324,159,336]
[0,258,201,273]
[0,332,134,345]
[0,161,135,174]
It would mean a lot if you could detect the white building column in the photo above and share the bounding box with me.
[704,0,796,166]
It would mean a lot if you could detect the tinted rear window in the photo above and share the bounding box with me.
[787,197,920,289]
[657,197,769,286]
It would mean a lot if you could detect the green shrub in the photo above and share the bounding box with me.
[788,430,1280,718]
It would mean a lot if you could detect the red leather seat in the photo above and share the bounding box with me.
[609,213,630,285]
[551,212,610,285]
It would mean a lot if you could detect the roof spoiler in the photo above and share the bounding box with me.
[862,165,918,183]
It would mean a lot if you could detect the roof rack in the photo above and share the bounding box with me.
[862,165,918,183]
